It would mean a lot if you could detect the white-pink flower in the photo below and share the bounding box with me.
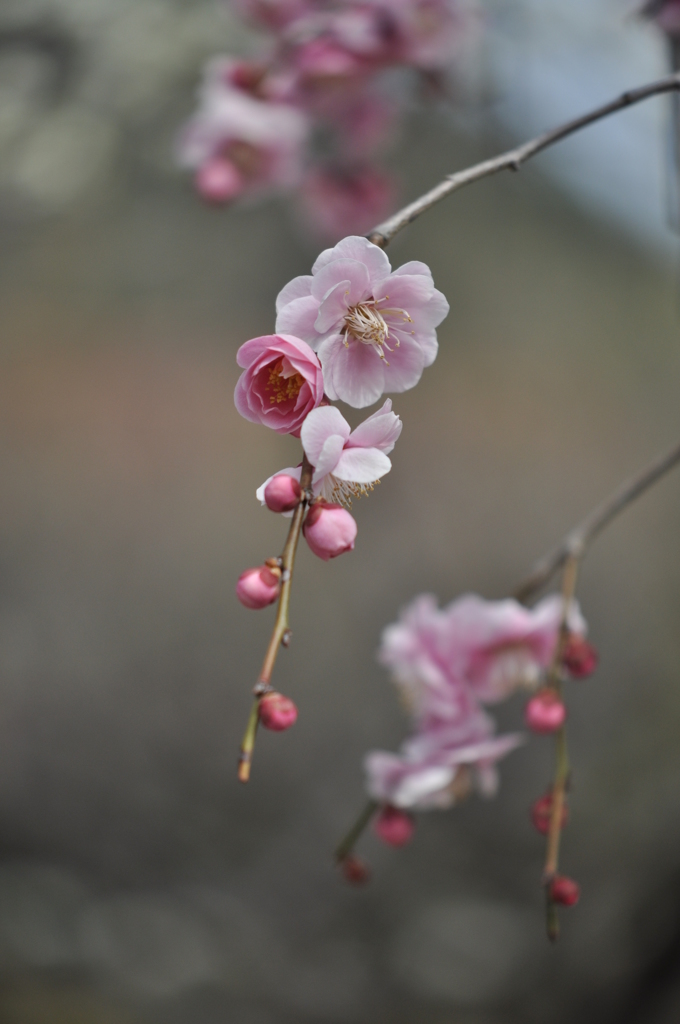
[256,398,402,507]
[380,592,587,708]
[365,709,523,810]
[275,235,449,407]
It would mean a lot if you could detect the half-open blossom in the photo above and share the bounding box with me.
[177,58,309,202]
[256,399,402,507]
[365,709,522,810]
[275,235,449,407]
[234,334,324,436]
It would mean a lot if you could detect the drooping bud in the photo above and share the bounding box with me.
[236,564,281,609]
[373,806,415,847]
[258,691,298,731]
[530,791,569,835]
[195,157,243,204]
[562,634,599,679]
[264,474,302,513]
[549,875,580,907]
[303,501,357,561]
[525,689,566,734]
[340,855,371,885]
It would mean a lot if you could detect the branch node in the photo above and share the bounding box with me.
[282,628,292,648]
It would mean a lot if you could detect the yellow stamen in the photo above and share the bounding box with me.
[266,360,304,404]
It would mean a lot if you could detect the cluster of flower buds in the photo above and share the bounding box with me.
[233,234,449,747]
[177,0,474,236]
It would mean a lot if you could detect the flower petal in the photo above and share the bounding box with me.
[310,257,371,305]
[275,296,322,345]
[314,280,353,334]
[381,334,427,393]
[275,275,313,313]
[318,334,386,408]
[334,446,392,483]
[300,405,351,465]
[312,433,346,483]
[312,235,391,287]
[347,399,402,452]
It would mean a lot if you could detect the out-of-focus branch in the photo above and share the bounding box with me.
[238,455,314,783]
[513,439,680,604]
[367,72,680,248]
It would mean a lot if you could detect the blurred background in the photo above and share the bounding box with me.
[1,1,680,1022]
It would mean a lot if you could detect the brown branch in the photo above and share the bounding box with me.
[513,438,680,605]
[367,71,680,248]
[238,455,314,782]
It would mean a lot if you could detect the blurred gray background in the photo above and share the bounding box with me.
[1,1,680,1022]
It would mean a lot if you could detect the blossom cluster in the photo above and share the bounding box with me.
[362,590,597,847]
[233,235,448,729]
[177,0,474,236]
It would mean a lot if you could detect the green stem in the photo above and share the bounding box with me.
[335,800,378,862]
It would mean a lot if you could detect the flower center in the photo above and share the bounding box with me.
[342,298,413,364]
[323,472,380,508]
[266,359,304,404]
[343,302,388,349]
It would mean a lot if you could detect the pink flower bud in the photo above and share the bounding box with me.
[373,805,415,847]
[258,691,298,731]
[525,689,566,734]
[264,474,302,513]
[562,635,598,679]
[236,564,280,609]
[530,792,569,836]
[195,157,243,204]
[303,501,357,561]
[340,855,371,885]
[549,875,580,907]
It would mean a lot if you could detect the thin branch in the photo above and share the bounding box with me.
[513,438,680,604]
[367,71,680,248]
[238,455,314,783]
[542,555,580,943]
[335,800,378,863]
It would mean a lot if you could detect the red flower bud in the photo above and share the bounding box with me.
[530,792,569,835]
[258,691,298,731]
[525,689,566,734]
[264,474,302,513]
[340,855,371,885]
[562,634,598,679]
[236,564,280,609]
[373,805,415,847]
[549,875,580,907]
[303,501,357,561]
[195,157,243,204]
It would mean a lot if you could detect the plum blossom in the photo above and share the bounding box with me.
[256,399,402,506]
[177,58,309,202]
[234,334,324,436]
[380,592,587,708]
[275,235,449,407]
[365,707,523,809]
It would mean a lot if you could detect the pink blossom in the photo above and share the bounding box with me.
[380,592,587,708]
[233,0,312,31]
[303,501,357,559]
[256,399,401,507]
[299,164,396,242]
[177,58,309,201]
[378,0,468,70]
[275,235,449,407]
[234,334,325,436]
[365,708,522,810]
